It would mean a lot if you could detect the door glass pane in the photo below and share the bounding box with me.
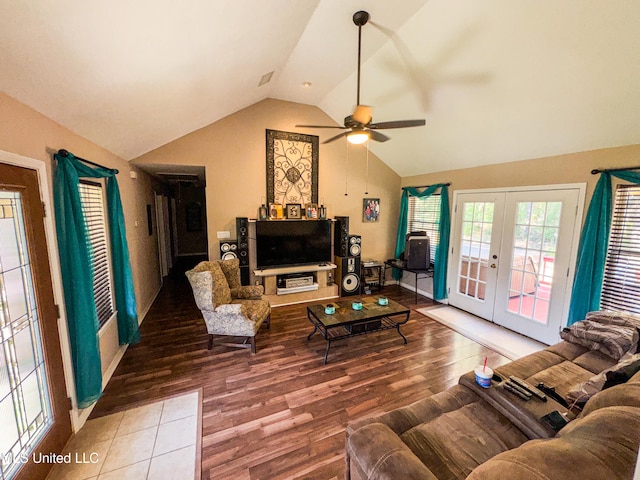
[458,202,494,301]
[0,193,53,479]
[507,201,561,324]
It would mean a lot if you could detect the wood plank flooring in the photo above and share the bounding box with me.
[91,260,510,479]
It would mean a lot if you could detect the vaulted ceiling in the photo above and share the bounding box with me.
[1,1,639,176]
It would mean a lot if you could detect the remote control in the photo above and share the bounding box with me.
[505,380,533,399]
[504,382,531,400]
[509,376,547,402]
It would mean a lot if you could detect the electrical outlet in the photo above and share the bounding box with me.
[217,231,231,239]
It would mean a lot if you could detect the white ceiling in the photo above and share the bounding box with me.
[2,1,639,177]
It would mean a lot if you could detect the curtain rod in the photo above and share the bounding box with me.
[57,149,119,174]
[402,182,451,189]
[591,166,640,175]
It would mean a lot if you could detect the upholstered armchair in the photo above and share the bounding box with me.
[185,258,270,353]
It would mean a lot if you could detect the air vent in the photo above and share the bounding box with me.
[258,71,274,87]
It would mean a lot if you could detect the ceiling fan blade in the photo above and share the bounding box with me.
[322,131,350,144]
[369,130,391,143]
[368,119,426,129]
[296,124,347,129]
[352,105,372,125]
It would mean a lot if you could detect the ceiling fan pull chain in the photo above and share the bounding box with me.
[365,141,369,195]
[345,143,350,196]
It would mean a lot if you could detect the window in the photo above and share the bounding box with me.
[407,194,440,262]
[78,181,114,328]
[601,184,640,314]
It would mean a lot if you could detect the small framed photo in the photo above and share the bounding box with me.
[286,203,302,219]
[363,198,380,222]
[269,203,284,219]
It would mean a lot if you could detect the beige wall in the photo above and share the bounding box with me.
[133,98,402,263]
[402,144,640,209]
[0,93,162,422]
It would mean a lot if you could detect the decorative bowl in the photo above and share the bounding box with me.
[377,297,389,306]
[324,304,336,315]
[351,301,363,310]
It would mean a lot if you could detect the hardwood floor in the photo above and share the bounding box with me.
[92,261,510,479]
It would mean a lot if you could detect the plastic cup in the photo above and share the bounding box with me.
[474,366,494,388]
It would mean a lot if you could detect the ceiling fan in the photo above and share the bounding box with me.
[297,10,426,145]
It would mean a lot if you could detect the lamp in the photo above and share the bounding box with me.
[347,129,370,145]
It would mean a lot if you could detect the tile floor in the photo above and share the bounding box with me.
[418,306,546,360]
[46,390,200,480]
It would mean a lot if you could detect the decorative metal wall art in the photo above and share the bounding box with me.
[266,130,318,207]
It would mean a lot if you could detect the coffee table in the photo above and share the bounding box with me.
[306,296,411,364]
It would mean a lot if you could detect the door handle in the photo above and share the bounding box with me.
[490,264,497,268]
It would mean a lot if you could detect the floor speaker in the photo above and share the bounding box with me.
[335,256,361,297]
[348,235,361,257]
[235,217,250,285]
[219,241,238,260]
[236,217,249,267]
[334,216,349,257]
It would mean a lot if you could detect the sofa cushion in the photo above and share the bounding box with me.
[347,423,438,480]
[347,385,481,438]
[399,399,528,480]
[466,406,640,480]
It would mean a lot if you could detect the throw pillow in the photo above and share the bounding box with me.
[586,310,640,329]
[567,352,640,406]
[208,261,232,306]
[560,319,639,360]
[218,258,242,290]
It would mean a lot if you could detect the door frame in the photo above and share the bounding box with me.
[448,183,586,336]
[0,150,81,431]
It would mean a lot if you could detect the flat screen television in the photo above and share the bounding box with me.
[256,220,332,269]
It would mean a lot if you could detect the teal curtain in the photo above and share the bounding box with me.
[394,184,450,300]
[54,152,140,408]
[567,170,640,325]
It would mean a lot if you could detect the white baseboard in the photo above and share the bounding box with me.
[73,283,163,431]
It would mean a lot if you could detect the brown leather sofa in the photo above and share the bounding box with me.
[345,341,640,480]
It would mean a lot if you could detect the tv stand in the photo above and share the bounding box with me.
[254,263,338,307]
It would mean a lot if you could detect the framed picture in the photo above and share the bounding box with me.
[266,129,319,207]
[286,203,302,219]
[269,203,284,219]
[363,198,380,223]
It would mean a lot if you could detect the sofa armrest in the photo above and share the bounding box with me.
[231,285,264,299]
[347,423,437,480]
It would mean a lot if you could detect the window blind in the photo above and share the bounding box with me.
[78,181,114,328]
[601,184,640,314]
[407,194,440,262]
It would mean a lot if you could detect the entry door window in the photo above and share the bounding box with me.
[507,201,562,323]
[0,192,52,479]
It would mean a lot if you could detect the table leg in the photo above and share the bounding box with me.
[323,339,331,364]
[307,323,319,341]
[397,312,409,344]
[415,271,418,304]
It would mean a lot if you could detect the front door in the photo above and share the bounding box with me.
[449,186,582,344]
[0,163,72,480]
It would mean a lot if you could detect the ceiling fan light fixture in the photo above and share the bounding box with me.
[347,130,370,144]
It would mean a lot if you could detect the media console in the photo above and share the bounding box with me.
[254,263,339,307]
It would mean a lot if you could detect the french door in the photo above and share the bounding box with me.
[0,162,71,480]
[448,186,583,345]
